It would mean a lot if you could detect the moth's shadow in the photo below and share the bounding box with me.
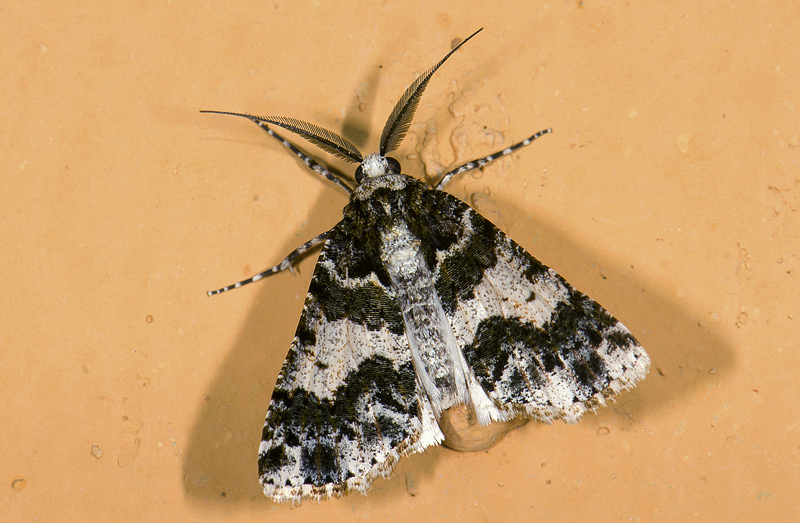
[181,169,735,509]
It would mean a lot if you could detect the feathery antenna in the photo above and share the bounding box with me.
[200,111,364,164]
[379,28,483,156]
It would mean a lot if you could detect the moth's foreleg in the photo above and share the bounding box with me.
[207,230,330,296]
[434,128,552,190]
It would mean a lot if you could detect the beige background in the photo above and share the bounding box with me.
[3,1,798,521]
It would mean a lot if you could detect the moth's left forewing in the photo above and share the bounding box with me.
[420,189,650,424]
[258,222,438,503]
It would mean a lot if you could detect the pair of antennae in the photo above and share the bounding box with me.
[204,29,553,296]
[200,28,483,169]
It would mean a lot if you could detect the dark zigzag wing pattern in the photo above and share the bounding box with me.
[410,190,649,424]
[257,222,425,503]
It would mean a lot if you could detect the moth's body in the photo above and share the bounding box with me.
[205,28,649,504]
[356,173,505,424]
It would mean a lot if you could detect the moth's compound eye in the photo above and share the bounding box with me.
[355,164,365,184]
[386,157,401,174]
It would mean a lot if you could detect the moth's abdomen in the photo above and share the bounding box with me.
[379,220,470,416]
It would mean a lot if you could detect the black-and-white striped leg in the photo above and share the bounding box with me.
[253,121,353,195]
[208,230,331,296]
[434,128,552,190]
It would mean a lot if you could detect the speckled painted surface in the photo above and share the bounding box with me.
[3,2,798,520]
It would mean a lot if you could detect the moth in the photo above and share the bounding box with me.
[205,28,650,504]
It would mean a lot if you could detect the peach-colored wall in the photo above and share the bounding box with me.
[3,2,797,521]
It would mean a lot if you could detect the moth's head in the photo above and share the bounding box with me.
[355,153,401,184]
